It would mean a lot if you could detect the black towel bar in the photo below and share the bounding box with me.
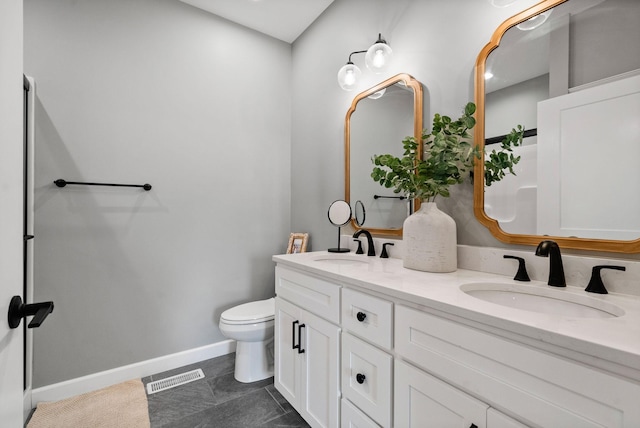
[54,179,152,191]
[374,194,406,200]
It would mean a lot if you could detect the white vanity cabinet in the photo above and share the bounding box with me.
[274,266,341,428]
[273,254,640,428]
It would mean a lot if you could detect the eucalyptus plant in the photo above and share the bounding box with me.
[371,102,524,202]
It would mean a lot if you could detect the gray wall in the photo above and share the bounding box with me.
[25,0,291,387]
[290,0,541,252]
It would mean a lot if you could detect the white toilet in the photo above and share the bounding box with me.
[219,297,275,383]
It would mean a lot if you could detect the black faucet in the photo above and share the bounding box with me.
[380,242,394,259]
[353,229,375,256]
[503,255,530,281]
[535,240,566,287]
[585,265,626,294]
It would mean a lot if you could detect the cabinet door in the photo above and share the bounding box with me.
[300,310,341,428]
[395,359,488,428]
[274,297,302,409]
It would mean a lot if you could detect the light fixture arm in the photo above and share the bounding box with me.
[347,50,367,63]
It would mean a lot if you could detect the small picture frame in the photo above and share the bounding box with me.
[287,233,309,254]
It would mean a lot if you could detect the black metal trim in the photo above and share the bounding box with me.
[485,128,537,145]
[54,179,152,191]
[374,195,406,200]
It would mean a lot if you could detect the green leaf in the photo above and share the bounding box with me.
[464,102,476,115]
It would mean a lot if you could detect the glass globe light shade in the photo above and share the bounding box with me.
[337,62,362,91]
[365,42,393,74]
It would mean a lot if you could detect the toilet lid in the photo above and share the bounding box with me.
[220,297,275,324]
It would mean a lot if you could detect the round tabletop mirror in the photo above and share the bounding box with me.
[354,200,366,227]
[328,200,352,226]
[327,200,352,253]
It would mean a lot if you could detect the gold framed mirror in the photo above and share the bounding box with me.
[474,0,640,253]
[345,73,424,236]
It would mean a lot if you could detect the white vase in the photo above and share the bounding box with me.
[402,202,457,272]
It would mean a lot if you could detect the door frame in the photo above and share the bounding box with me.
[0,0,27,426]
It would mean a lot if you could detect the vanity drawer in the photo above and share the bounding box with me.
[275,266,340,323]
[342,333,392,428]
[342,288,393,350]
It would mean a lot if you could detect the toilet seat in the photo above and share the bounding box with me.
[220,297,274,325]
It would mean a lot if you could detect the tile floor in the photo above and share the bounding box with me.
[142,353,310,428]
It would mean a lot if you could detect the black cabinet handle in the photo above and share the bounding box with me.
[356,311,367,322]
[356,373,366,384]
[297,323,305,354]
[8,296,54,329]
[292,320,300,351]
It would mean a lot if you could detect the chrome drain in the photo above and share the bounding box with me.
[146,369,205,394]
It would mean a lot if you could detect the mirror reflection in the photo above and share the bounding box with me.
[475,0,640,252]
[346,74,424,236]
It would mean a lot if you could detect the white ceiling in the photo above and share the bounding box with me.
[179,0,335,43]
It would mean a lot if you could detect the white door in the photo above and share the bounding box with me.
[0,0,26,426]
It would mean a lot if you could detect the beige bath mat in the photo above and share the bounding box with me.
[27,379,150,428]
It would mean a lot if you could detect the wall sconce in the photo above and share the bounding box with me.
[337,33,393,91]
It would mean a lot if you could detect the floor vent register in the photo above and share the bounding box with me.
[146,369,205,394]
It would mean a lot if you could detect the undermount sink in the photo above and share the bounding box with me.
[313,254,370,265]
[460,283,625,319]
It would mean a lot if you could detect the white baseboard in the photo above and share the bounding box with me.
[31,339,236,405]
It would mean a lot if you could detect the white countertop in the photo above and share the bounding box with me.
[273,251,640,379]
